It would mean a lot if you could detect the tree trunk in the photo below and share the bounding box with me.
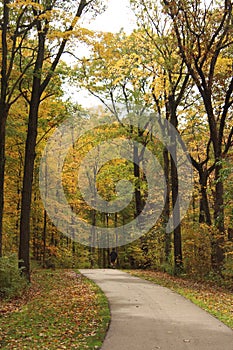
[211,164,225,269]
[199,171,212,225]
[133,143,142,218]
[169,99,183,274]
[19,29,44,280]
[214,164,224,231]
[163,147,171,261]
[0,0,10,257]
[89,209,96,268]
[205,104,225,267]
[170,152,183,273]
[0,111,7,258]
[19,89,41,281]
[42,209,47,267]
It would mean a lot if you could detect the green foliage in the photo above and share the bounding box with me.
[0,255,28,299]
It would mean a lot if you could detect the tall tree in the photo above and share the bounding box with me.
[0,0,43,256]
[163,0,233,267]
[18,0,105,280]
[129,2,191,272]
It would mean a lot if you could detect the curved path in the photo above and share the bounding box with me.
[80,269,233,350]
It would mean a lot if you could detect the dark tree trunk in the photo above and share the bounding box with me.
[214,164,224,231]
[19,28,45,280]
[133,143,142,218]
[42,209,47,267]
[169,99,183,274]
[0,111,7,258]
[89,209,96,268]
[19,87,41,281]
[199,172,212,225]
[170,150,183,273]
[206,108,225,268]
[204,99,225,234]
[163,147,171,261]
[211,164,225,269]
[0,0,10,257]
[228,228,233,241]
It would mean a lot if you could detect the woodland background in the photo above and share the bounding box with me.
[0,0,232,290]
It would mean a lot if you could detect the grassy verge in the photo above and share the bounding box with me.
[126,269,233,329]
[0,269,110,349]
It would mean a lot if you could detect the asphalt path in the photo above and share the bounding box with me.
[79,269,233,350]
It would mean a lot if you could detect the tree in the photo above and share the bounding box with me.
[0,0,32,256]
[18,0,106,280]
[76,30,154,221]
[163,0,233,267]
[129,1,192,272]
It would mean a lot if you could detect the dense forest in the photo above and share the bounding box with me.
[0,0,232,289]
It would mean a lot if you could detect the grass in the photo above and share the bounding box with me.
[126,269,233,329]
[0,269,110,349]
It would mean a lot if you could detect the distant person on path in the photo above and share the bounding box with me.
[110,248,118,268]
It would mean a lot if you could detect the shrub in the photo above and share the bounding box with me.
[0,254,28,299]
[183,223,212,277]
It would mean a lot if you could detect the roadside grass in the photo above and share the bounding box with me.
[0,269,110,349]
[126,269,233,329]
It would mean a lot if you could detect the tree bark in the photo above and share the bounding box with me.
[19,26,45,280]
[0,111,7,258]
[0,0,10,257]
[19,79,41,281]
[199,171,212,225]
[163,148,171,261]
[169,98,183,273]
[42,209,47,267]
[133,143,142,218]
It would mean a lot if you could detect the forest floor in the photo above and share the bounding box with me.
[0,269,110,350]
[127,269,233,329]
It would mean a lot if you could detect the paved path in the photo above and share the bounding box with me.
[79,269,233,350]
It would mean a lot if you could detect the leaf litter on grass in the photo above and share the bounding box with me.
[0,269,110,349]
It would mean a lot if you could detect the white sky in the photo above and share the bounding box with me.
[64,0,137,107]
[86,0,136,34]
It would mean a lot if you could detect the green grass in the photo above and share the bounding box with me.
[0,269,110,349]
[126,269,233,329]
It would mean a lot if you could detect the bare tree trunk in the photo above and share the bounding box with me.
[133,143,142,218]
[19,87,41,281]
[163,148,171,261]
[42,209,47,267]
[169,99,183,274]
[0,0,10,257]
[170,148,183,273]
[199,172,212,225]
[19,22,45,280]
[0,112,7,257]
